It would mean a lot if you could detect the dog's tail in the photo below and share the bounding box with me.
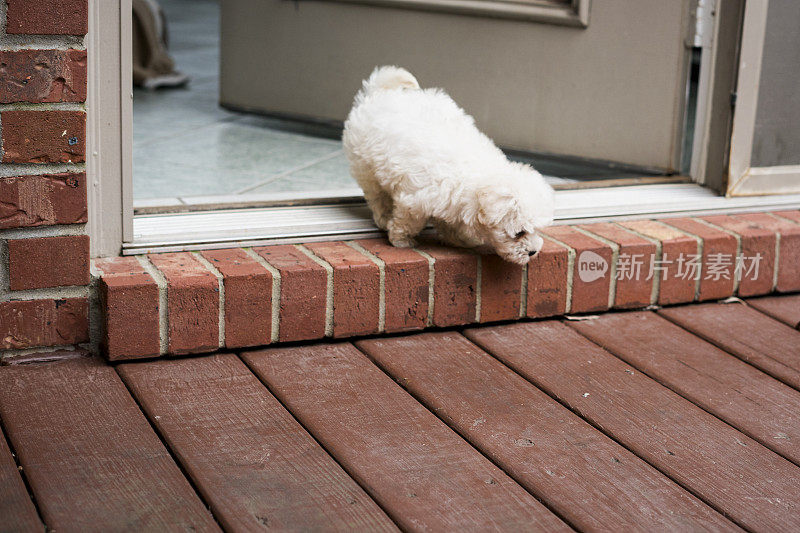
[358,66,419,102]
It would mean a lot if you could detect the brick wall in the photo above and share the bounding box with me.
[0,0,90,360]
[93,211,800,360]
[0,0,797,364]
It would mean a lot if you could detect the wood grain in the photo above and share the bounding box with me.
[570,311,800,465]
[465,321,800,532]
[0,426,43,533]
[356,332,738,532]
[0,356,218,533]
[241,343,569,532]
[746,294,800,329]
[659,302,800,390]
[118,353,397,532]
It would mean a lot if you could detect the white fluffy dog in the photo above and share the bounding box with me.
[343,66,554,265]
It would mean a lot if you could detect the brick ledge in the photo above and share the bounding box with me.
[93,211,800,360]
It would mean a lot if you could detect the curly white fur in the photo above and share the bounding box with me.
[343,66,554,265]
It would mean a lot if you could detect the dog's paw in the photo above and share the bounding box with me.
[389,235,417,248]
[373,214,390,231]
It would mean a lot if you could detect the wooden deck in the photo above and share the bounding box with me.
[1,296,799,532]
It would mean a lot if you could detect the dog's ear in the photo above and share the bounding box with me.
[477,185,518,228]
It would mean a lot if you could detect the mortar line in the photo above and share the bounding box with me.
[613,223,662,306]
[88,263,105,356]
[656,220,704,300]
[414,249,436,326]
[573,226,619,310]
[346,241,385,333]
[136,255,168,355]
[296,244,334,337]
[243,248,281,343]
[772,233,780,292]
[693,218,743,293]
[475,255,483,323]
[519,262,528,319]
[541,235,574,314]
[771,212,800,226]
[0,102,86,112]
[0,285,90,303]
[192,252,225,349]
[0,223,87,239]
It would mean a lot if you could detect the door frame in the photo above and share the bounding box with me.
[86,0,133,257]
[87,0,800,257]
[727,0,800,196]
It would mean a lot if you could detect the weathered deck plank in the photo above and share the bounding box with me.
[241,343,569,532]
[746,294,800,329]
[570,311,800,465]
[0,356,219,533]
[118,353,397,532]
[659,302,800,390]
[465,321,800,532]
[356,332,738,532]
[0,427,43,533]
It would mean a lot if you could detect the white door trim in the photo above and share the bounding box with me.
[91,0,799,258]
[86,0,133,257]
[124,183,800,254]
[727,0,800,196]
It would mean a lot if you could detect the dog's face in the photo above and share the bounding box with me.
[477,163,555,265]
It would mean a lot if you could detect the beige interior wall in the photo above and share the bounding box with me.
[220,0,691,171]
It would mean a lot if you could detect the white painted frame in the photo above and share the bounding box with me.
[688,0,717,184]
[727,0,800,196]
[88,0,800,257]
[313,0,590,26]
[86,0,132,257]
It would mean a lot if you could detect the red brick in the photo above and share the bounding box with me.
[734,213,800,293]
[0,172,87,229]
[0,49,87,103]
[6,0,88,35]
[542,226,612,314]
[148,252,219,355]
[580,223,655,309]
[356,239,429,333]
[527,237,569,318]
[701,215,776,297]
[8,235,89,290]
[774,210,800,225]
[662,217,737,301]
[254,245,327,342]
[305,241,379,338]
[619,220,698,305]
[200,248,272,348]
[479,254,522,323]
[1,110,85,164]
[415,242,478,327]
[0,298,88,349]
[95,257,160,360]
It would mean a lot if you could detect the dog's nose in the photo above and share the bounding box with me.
[528,250,538,257]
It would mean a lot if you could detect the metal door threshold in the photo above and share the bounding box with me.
[125,184,800,254]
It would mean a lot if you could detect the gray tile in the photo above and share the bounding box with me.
[248,176,353,194]
[247,155,356,194]
[134,157,261,199]
[282,153,355,184]
[135,121,341,179]
[134,88,237,146]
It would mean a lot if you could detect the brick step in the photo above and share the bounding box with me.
[92,212,800,360]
